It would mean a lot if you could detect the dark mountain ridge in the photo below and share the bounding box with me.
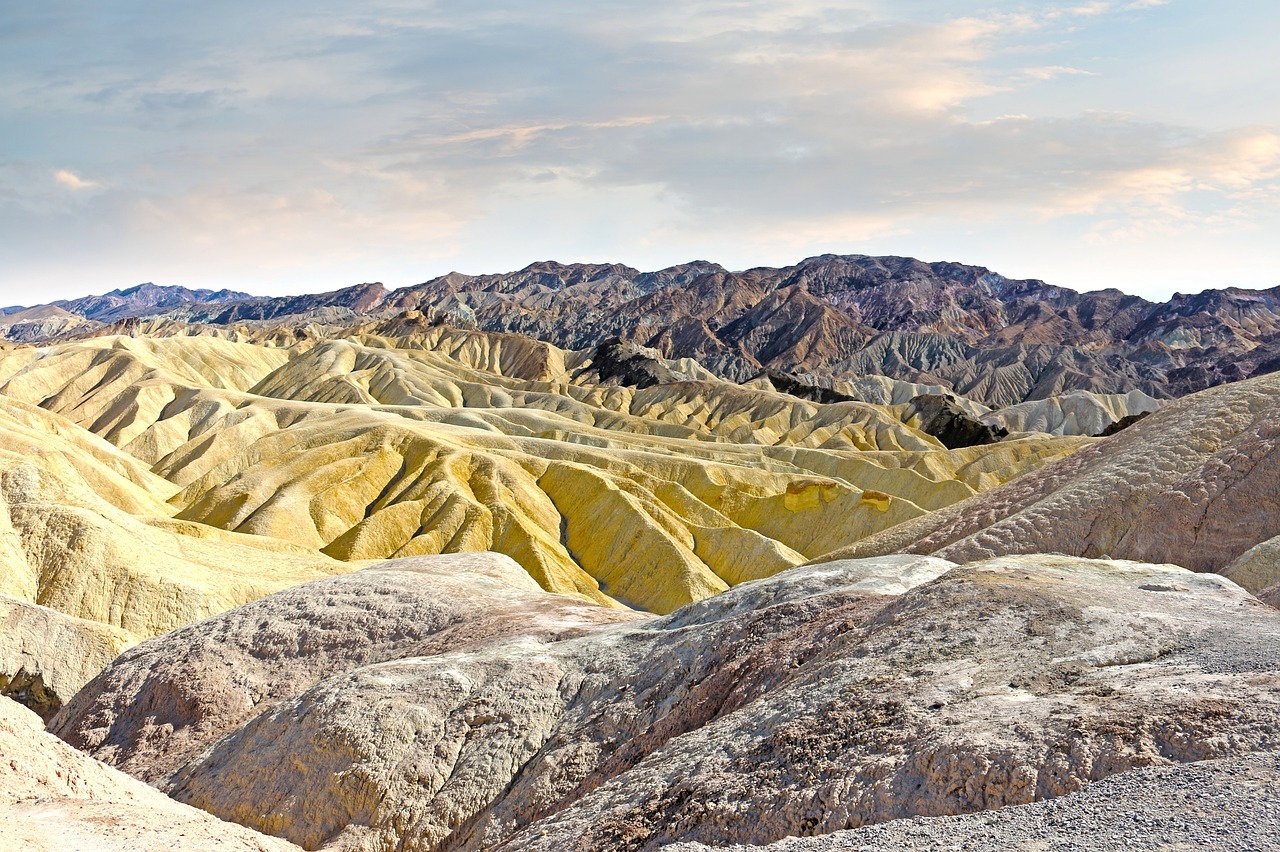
[9,255,1279,406]
[56,283,253,323]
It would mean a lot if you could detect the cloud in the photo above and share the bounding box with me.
[52,169,99,190]
[1069,2,1113,16]
[0,0,1276,300]
[1029,126,1280,249]
[1023,65,1097,80]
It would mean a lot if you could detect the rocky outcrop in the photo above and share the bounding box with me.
[754,371,859,405]
[668,751,1280,851]
[1223,534,1280,599]
[51,553,642,784]
[53,552,1280,851]
[1097,409,1152,436]
[981,389,1161,437]
[906,393,1008,448]
[1,697,300,851]
[0,596,133,721]
[577,337,708,388]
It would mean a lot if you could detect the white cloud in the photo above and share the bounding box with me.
[53,169,100,191]
[1023,65,1098,80]
[1069,2,1113,17]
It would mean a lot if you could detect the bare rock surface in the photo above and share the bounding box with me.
[25,254,1280,405]
[905,393,1007,448]
[0,595,132,721]
[0,392,349,701]
[0,697,299,851]
[982,388,1161,437]
[1223,534,1280,600]
[667,750,1280,851]
[823,370,1280,590]
[54,552,1280,851]
[51,552,642,784]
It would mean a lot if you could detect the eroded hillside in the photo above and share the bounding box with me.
[0,327,1087,624]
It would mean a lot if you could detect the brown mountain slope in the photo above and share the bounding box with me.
[10,255,1280,406]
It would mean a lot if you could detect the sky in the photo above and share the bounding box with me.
[2,1,1279,303]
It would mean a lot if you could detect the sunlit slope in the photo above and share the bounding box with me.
[982,389,1161,437]
[0,394,347,633]
[819,369,1280,594]
[0,394,353,708]
[0,332,1088,614]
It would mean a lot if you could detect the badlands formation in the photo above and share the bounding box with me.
[1,260,1279,851]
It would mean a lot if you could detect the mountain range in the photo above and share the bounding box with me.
[6,255,1280,406]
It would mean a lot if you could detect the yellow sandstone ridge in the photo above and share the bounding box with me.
[0,330,1088,631]
[0,393,350,702]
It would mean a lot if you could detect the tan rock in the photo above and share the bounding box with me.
[1223,534,1280,596]
[53,552,1280,851]
[0,596,132,721]
[821,371,1280,587]
[0,697,300,851]
[51,552,642,784]
[2,333,1083,614]
[0,393,351,698]
[983,389,1162,437]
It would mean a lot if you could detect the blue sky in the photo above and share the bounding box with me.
[2,1,1278,302]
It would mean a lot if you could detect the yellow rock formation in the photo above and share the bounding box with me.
[0,394,349,652]
[0,329,1088,625]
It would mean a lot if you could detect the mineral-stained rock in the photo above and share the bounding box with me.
[1223,534,1280,599]
[578,337,709,388]
[247,255,1280,404]
[51,552,642,785]
[666,751,1280,851]
[54,552,1280,851]
[1096,409,1152,436]
[0,697,300,851]
[16,256,1280,404]
[979,389,1160,437]
[0,332,1085,615]
[56,283,254,323]
[0,391,351,702]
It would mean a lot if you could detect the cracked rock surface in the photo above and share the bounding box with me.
[668,750,1280,851]
[52,551,1280,851]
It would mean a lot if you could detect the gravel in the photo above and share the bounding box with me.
[667,751,1280,851]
